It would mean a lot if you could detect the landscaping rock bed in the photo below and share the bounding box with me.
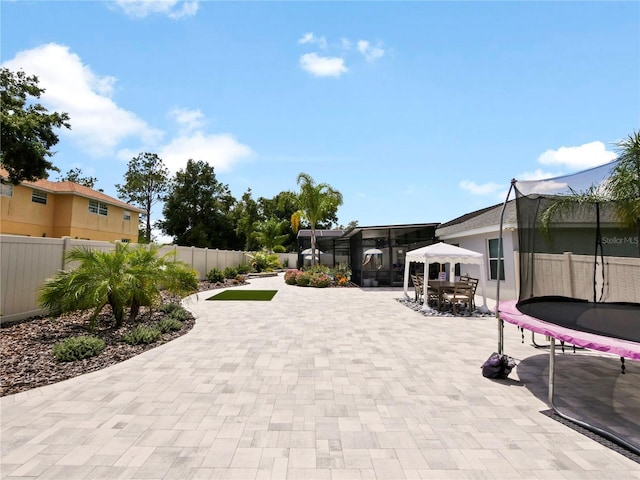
[0,279,241,397]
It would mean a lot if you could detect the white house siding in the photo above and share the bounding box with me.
[437,228,519,302]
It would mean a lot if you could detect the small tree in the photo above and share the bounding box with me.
[252,218,289,252]
[116,153,169,243]
[0,68,71,184]
[38,243,198,330]
[160,159,240,248]
[606,130,640,228]
[291,173,343,266]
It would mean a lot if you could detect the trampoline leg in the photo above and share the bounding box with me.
[520,327,524,344]
[547,338,639,455]
[498,318,504,354]
[621,357,626,375]
[532,332,550,349]
[548,338,555,406]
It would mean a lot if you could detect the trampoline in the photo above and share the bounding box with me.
[494,158,640,454]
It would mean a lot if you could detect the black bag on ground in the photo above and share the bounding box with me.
[481,352,516,379]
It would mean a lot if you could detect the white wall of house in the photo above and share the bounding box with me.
[438,228,519,301]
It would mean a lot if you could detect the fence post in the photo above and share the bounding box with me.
[563,252,573,297]
[61,236,72,270]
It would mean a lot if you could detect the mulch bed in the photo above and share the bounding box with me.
[0,280,240,398]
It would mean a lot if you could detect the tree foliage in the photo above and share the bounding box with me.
[234,188,261,251]
[58,168,98,189]
[291,172,343,266]
[0,68,70,184]
[116,153,170,243]
[38,243,198,330]
[607,130,640,228]
[252,217,290,252]
[159,160,241,248]
[539,130,640,236]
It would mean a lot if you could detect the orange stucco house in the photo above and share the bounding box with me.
[0,169,144,242]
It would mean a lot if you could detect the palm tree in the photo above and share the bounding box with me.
[538,130,640,247]
[39,243,198,330]
[291,173,343,266]
[606,130,640,228]
[252,217,290,252]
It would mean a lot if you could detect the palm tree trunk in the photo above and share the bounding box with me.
[311,226,317,267]
[129,300,140,322]
[109,294,125,327]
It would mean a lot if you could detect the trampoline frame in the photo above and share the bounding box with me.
[495,179,640,456]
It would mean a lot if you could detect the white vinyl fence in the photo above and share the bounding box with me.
[529,252,640,303]
[0,235,296,323]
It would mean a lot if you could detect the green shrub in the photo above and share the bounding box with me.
[170,308,190,321]
[296,271,311,286]
[247,252,282,273]
[159,303,182,315]
[236,264,251,274]
[159,302,190,321]
[307,264,330,275]
[223,266,238,279]
[206,268,225,283]
[273,245,286,253]
[310,273,331,288]
[333,263,352,279]
[123,325,162,345]
[53,335,105,362]
[157,318,183,333]
[38,243,198,330]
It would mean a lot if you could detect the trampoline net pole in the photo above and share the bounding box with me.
[496,180,515,355]
[548,338,555,406]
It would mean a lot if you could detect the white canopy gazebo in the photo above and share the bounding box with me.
[402,242,489,312]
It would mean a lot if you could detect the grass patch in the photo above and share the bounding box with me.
[207,289,278,301]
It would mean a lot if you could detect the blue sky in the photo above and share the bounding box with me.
[2,1,639,240]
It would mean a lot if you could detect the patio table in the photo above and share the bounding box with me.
[426,280,456,310]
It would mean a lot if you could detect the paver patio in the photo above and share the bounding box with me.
[2,274,639,479]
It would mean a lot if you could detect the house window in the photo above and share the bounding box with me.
[89,199,108,216]
[0,183,13,197]
[488,238,505,281]
[31,190,47,205]
[123,210,131,221]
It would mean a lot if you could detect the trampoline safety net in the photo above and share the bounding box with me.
[513,158,640,305]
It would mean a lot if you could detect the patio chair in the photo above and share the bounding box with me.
[459,275,479,310]
[442,282,475,315]
[411,274,423,303]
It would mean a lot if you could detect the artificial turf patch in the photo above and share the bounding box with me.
[207,290,278,301]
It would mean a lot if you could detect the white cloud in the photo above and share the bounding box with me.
[151,227,175,245]
[158,132,254,174]
[298,32,327,50]
[458,180,505,196]
[341,38,352,50]
[2,43,162,157]
[300,53,347,78]
[357,40,384,62]
[517,168,559,181]
[537,141,616,170]
[169,107,206,133]
[113,0,199,19]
